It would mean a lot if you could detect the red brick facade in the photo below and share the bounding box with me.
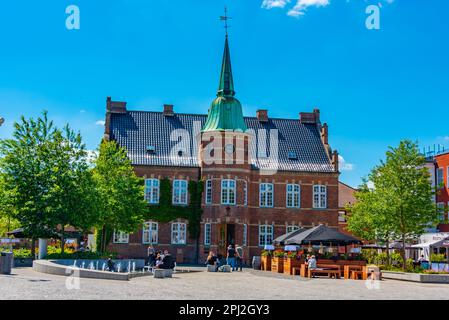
[435,152,449,232]
[108,137,340,264]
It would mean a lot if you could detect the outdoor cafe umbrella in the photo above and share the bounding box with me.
[283,224,361,246]
[272,228,306,245]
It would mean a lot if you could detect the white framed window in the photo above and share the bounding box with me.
[259,183,274,207]
[205,180,212,205]
[173,180,188,205]
[142,221,158,244]
[286,184,300,208]
[243,224,247,246]
[204,223,211,246]
[244,181,248,206]
[313,185,327,209]
[171,222,187,244]
[144,179,160,204]
[436,168,444,188]
[437,202,446,222]
[286,225,300,234]
[338,210,346,222]
[259,225,273,246]
[221,179,236,205]
[113,230,129,244]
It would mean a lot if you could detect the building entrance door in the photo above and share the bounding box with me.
[217,223,236,256]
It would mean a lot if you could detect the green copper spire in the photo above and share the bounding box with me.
[217,36,235,97]
[202,32,247,133]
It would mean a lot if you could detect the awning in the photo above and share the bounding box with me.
[281,224,361,246]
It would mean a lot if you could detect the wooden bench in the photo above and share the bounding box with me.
[344,265,367,280]
[308,264,341,279]
[292,267,301,276]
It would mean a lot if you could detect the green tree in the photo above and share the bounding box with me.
[0,173,20,237]
[0,112,97,255]
[93,139,147,252]
[347,179,396,266]
[43,125,99,253]
[348,140,438,270]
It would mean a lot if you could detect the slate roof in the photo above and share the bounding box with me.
[109,111,335,173]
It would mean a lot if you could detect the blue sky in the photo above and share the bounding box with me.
[0,0,448,188]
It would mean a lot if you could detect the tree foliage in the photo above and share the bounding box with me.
[0,112,97,254]
[347,140,438,270]
[92,139,148,251]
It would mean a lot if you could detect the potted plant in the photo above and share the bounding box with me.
[271,251,285,273]
[261,250,272,271]
[283,252,301,275]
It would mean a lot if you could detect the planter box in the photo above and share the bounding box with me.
[283,258,302,275]
[271,257,284,273]
[261,255,271,271]
[382,271,449,284]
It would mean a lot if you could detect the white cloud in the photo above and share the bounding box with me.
[287,0,330,17]
[262,0,291,9]
[95,120,105,126]
[339,155,354,171]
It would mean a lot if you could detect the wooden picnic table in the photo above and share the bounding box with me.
[301,263,342,279]
[344,265,367,280]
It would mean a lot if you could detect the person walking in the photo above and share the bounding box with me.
[227,245,237,271]
[235,244,244,271]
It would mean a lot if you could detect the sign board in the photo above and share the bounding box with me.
[0,238,20,244]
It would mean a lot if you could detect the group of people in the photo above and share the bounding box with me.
[147,247,176,270]
[205,244,244,272]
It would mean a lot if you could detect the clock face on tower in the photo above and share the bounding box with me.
[224,143,235,155]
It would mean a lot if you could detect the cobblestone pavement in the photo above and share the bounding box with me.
[1,267,449,300]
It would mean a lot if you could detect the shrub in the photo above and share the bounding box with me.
[430,254,446,263]
[13,248,33,259]
[273,251,285,258]
[261,250,272,257]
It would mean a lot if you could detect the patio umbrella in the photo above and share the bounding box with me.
[272,228,306,245]
[284,224,361,246]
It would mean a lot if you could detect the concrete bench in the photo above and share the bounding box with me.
[218,265,231,272]
[207,265,217,272]
[154,269,165,278]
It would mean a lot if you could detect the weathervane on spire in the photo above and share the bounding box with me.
[220,6,231,37]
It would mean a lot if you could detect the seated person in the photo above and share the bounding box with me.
[158,250,176,270]
[107,257,115,272]
[205,251,218,271]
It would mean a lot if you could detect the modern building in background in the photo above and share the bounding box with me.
[104,34,340,263]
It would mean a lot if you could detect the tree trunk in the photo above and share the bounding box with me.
[101,225,106,253]
[31,238,36,259]
[61,226,65,254]
[385,239,390,267]
[402,233,407,271]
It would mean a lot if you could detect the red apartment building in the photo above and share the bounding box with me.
[435,151,449,232]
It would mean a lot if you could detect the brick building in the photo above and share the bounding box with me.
[434,151,449,232]
[104,34,340,264]
[337,182,357,236]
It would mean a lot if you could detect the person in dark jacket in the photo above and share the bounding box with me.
[159,250,175,269]
[107,257,115,272]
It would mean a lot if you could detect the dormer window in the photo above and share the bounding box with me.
[146,145,156,154]
[288,151,298,160]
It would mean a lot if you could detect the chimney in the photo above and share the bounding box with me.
[106,97,127,114]
[104,97,127,141]
[321,123,328,145]
[300,108,320,124]
[256,109,268,122]
[163,104,174,117]
[332,149,339,172]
